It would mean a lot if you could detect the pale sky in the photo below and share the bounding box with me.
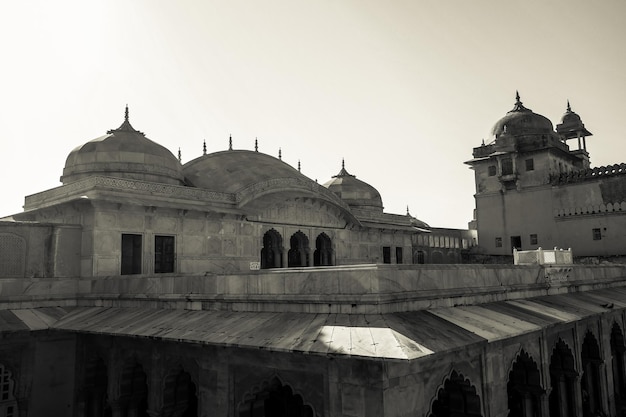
[1,0,625,229]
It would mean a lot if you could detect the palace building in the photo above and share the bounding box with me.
[466,93,626,257]
[0,105,626,417]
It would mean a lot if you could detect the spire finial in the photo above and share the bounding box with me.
[298,160,301,172]
[406,205,410,215]
[566,100,571,112]
[228,135,233,151]
[342,158,345,170]
[125,104,129,122]
[255,138,258,152]
[203,139,207,155]
[278,148,282,160]
[178,147,182,162]
[515,90,520,104]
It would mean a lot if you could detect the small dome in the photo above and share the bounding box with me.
[61,107,184,185]
[323,160,383,212]
[490,92,554,139]
[556,100,592,140]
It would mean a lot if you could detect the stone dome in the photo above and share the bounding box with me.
[490,93,554,139]
[61,107,184,185]
[323,161,384,212]
[183,149,308,193]
[556,101,592,140]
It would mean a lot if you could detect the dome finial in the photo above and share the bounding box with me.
[406,205,410,215]
[178,147,182,162]
[298,160,301,172]
[333,158,354,178]
[228,135,233,151]
[125,104,129,122]
[509,91,530,113]
[566,100,571,112]
[255,138,258,152]
[279,148,282,160]
[203,139,207,155]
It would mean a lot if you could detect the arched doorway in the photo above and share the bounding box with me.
[507,350,543,417]
[288,231,309,267]
[238,377,314,417]
[549,339,578,417]
[118,361,148,417]
[261,229,283,269]
[0,363,18,417]
[83,357,110,417]
[313,233,333,266]
[429,370,483,417]
[162,370,197,417]
[581,331,605,417]
[611,323,626,413]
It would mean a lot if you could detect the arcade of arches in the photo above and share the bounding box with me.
[261,229,333,269]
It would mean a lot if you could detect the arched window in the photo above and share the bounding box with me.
[313,233,333,266]
[611,323,626,410]
[549,339,578,417]
[0,364,17,417]
[288,231,309,268]
[238,377,314,417]
[83,357,110,417]
[413,250,426,264]
[429,370,483,417]
[162,370,197,417]
[119,361,148,417]
[581,331,605,417]
[507,350,543,417]
[261,229,283,269]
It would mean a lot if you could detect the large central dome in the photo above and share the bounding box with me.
[61,107,184,185]
[490,92,554,139]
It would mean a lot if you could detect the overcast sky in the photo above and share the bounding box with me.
[1,0,625,229]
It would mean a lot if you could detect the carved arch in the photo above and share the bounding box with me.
[611,322,626,406]
[507,349,544,417]
[428,369,483,417]
[161,366,198,417]
[237,374,316,417]
[549,338,578,417]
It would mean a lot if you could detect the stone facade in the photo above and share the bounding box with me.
[467,93,626,257]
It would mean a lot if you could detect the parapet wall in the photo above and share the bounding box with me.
[1,263,625,313]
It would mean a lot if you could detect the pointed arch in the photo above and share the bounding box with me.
[549,339,578,417]
[611,322,626,410]
[162,369,198,417]
[0,363,18,417]
[581,331,605,417]
[83,357,110,417]
[261,229,283,269]
[507,349,543,417]
[118,360,148,417]
[238,375,314,417]
[313,233,333,266]
[288,231,309,268]
[429,370,483,417]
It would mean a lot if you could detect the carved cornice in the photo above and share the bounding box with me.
[25,176,236,210]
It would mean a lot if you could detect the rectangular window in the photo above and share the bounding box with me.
[396,247,403,264]
[511,236,522,250]
[592,228,602,241]
[155,235,175,273]
[383,246,391,264]
[488,165,497,176]
[501,158,514,175]
[495,237,502,247]
[530,234,538,245]
[121,234,142,275]
[525,158,534,171]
